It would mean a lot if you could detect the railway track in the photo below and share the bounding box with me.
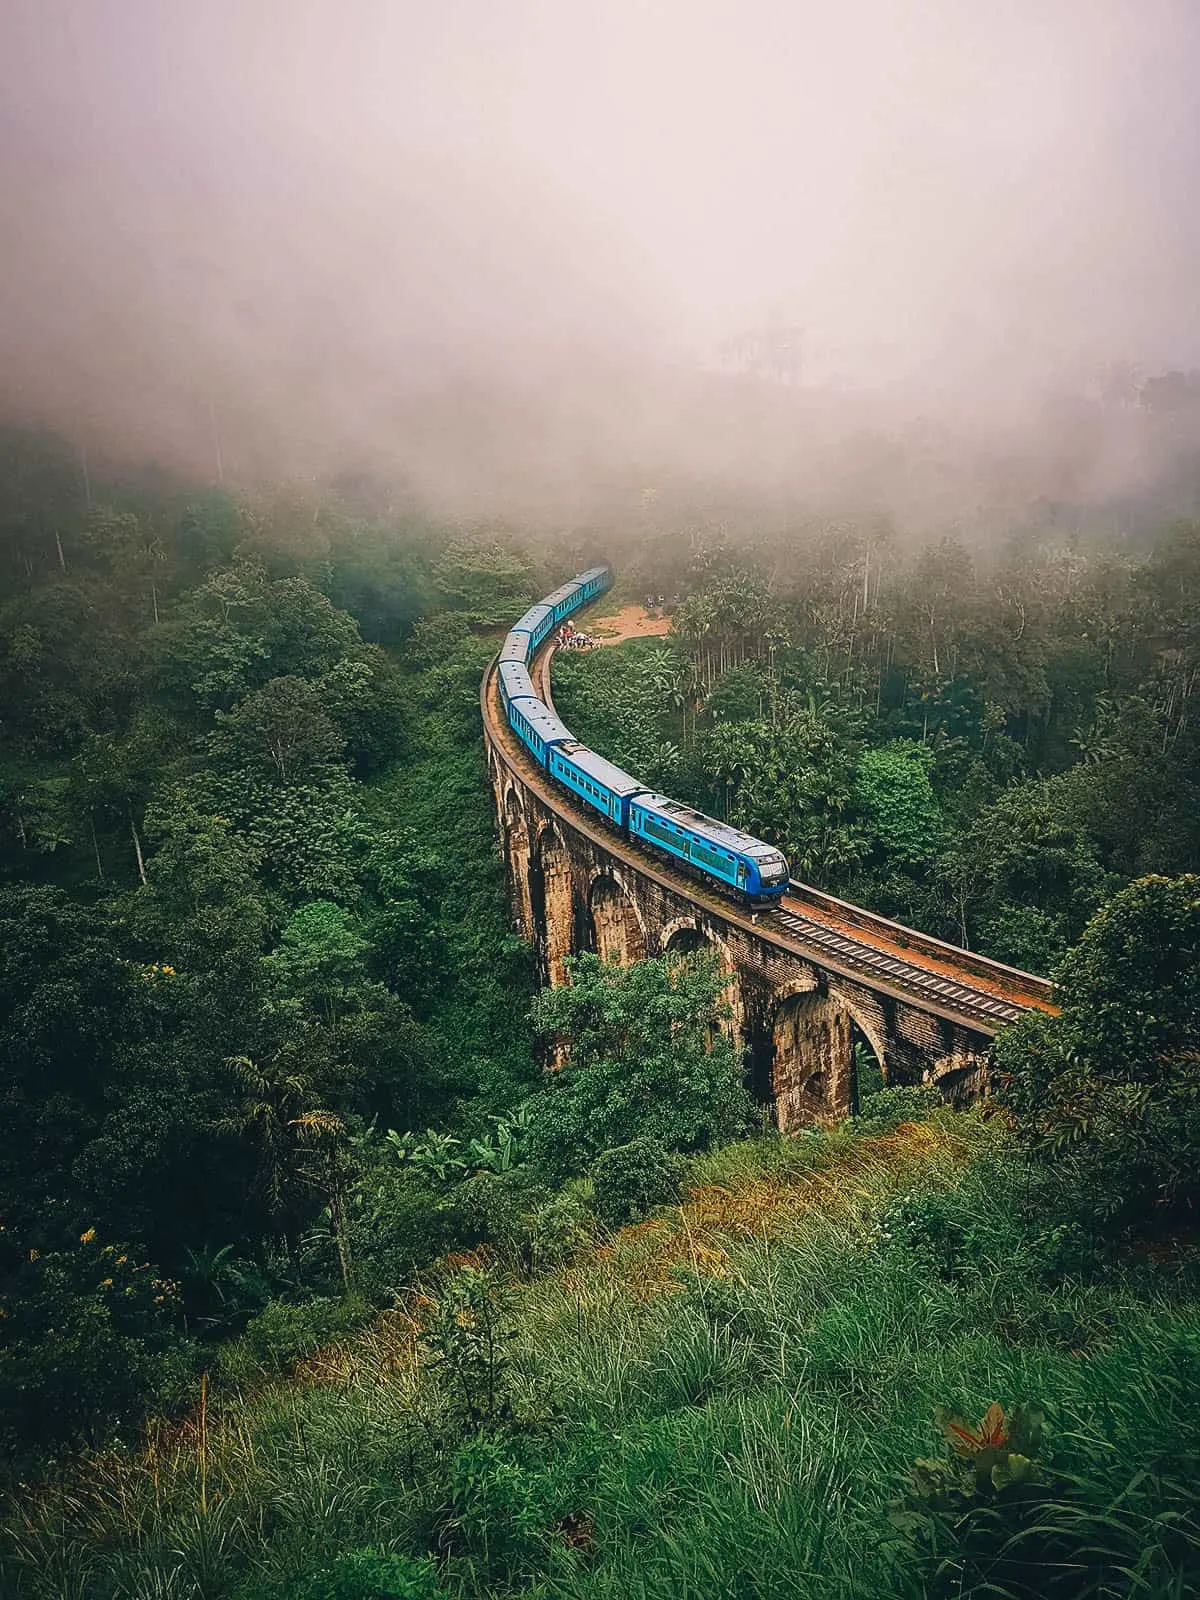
[773,902,1030,1027]
[488,636,1055,1037]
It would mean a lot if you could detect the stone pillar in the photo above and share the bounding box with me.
[501,786,534,941]
[535,830,575,989]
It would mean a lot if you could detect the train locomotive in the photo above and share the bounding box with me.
[498,564,790,907]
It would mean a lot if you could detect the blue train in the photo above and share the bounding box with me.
[498,564,790,906]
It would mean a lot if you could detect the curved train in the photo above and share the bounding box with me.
[498,563,791,907]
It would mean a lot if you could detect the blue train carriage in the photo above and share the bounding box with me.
[511,602,556,655]
[548,741,647,827]
[629,793,790,905]
[498,660,536,713]
[507,696,574,767]
[500,634,530,666]
[574,564,614,603]
[542,580,584,625]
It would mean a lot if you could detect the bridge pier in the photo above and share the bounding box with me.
[500,781,534,940]
[531,826,574,989]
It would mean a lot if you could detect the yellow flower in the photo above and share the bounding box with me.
[115,1254,127,1266]
[80,1227,96,1243]
[28,1248,39,1261]
[100,1277,113,1288]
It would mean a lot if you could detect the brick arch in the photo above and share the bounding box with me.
[767,978,892,1129]
[925,1048,990,1106]
[530,824,576,988]
[660,916,709,956]
[587,870,647,967]
[658,917,744,1041]
[825,981,889,1096]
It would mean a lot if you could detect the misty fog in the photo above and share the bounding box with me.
[3,0,1200,526]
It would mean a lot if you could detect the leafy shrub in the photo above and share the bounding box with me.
[295,1549,449,1600]
[875,1188,972,1279]
[890,1402,1057,1597]
[348,1163,458,1300]
[218,1294,371,1384]
[450,1168,551,1262]
[447,1434,562,1581]
[526,1189,596,1272]
[387,1109,531,1187]
[419,1267,515,1429]
[994,875,1200,1237]
[0,1232,198,1464]
[590,1138,683,1227]
[892,1391,1200,1598]
[854,1082,941,1134]
[443,1170,596,1274]
[527,953,752,1179]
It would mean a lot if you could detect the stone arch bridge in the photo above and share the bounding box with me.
[483,648,1055,1130]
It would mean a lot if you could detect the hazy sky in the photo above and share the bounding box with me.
[2,0,1199,503]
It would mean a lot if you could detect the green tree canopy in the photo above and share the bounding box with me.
[525,952,752,1178]
[853,741,947,866]
[1057,873,1200,1083]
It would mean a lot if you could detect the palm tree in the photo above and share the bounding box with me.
[222,1053,337,1274]
[292,1109,353,1289]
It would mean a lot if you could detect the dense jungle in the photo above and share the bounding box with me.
[0,424,1198,1598]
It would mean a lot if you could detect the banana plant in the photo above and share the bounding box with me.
[387,1127,469,1183]
[465,1107,532,1174]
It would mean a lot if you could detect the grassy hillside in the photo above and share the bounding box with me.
[5,1107,1198,1600]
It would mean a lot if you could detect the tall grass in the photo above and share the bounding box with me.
[3,1111,1198,1599]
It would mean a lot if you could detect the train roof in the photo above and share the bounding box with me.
[575,564,612,585]
[633,792,787,861]
[512,602,553,636]
[500,635,529,662]
[542,581,582,608]
[510,696,573,747]
[498,661,535,697]
[554,741,647,798]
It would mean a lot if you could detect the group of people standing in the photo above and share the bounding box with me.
[555,620,595,651]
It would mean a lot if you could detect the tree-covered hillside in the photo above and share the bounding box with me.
[0,428,556,1463]
[2,428,1199,1598]
[556,521,1200,970]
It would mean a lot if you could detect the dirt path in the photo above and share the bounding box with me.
[588,604,672,644]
